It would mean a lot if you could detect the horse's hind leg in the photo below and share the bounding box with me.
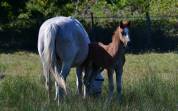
[55,60,74,99]
[54,64,61,102]
[60,61,73,84]
[53,61,71,104]
[42,63,51,102]
[54,81,59,101]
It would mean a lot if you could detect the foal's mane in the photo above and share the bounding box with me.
[112,26,122,42]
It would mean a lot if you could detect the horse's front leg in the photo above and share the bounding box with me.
[83,65,92,98]
[76,66,83,95]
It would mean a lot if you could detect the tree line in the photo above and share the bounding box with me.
[0,0,177,52]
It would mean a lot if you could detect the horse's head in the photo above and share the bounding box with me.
[83,63,103,97]
[118,20,130,46]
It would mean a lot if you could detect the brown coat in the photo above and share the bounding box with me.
[87,43,115,68]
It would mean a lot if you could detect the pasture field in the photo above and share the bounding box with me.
[0,51,177,111]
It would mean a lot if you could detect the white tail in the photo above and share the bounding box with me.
[43,24,67,94]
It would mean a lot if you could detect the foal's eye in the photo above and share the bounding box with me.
[122,31,126,36]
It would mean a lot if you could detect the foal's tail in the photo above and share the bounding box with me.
[43,24,67,94]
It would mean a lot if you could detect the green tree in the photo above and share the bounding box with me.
[0,0,27,24]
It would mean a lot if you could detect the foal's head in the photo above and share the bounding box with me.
[117,20,130,46]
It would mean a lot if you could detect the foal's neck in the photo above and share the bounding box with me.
[107,28,121,57]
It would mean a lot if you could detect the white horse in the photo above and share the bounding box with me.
[38,16,90,101]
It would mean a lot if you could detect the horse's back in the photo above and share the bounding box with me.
[41,16,90,66]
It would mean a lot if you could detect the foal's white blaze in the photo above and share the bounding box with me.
[121,27,130,46]
[125,35,130,43]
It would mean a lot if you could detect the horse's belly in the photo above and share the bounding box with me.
[55,38,89,67]
[73,46,89,66]
[54,17,90,67]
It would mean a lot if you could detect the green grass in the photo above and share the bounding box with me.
[0,51,177,111]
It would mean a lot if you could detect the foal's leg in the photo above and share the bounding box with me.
[115,62,123,101]
[107,68,114,101]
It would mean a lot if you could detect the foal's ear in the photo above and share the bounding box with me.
[120,20,130,28]
[127,21,130,27]
[120,21,124,28]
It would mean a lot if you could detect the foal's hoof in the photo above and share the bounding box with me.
[105,97,112,105]
[117,95,122,104]
[0,74,5,80]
